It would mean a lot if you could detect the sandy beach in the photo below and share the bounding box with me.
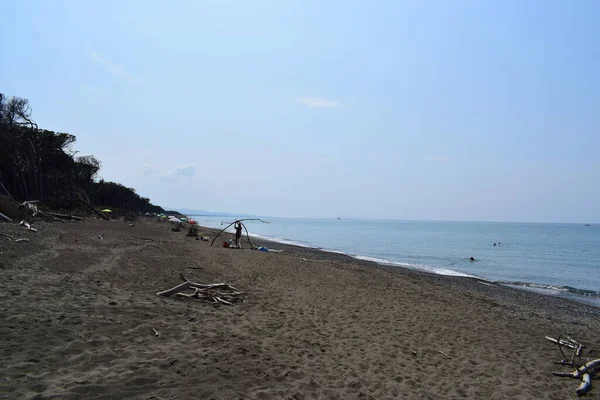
[1,218,599,399]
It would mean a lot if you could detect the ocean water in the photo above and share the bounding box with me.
[193,217,600,306]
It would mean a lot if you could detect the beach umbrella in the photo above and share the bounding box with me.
[169,216,182,223]
[189,220,197,225]
[101,209,112,213]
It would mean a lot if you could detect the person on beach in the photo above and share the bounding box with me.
[235,222,243,249]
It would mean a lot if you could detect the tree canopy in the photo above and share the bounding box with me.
[0,92,165,215]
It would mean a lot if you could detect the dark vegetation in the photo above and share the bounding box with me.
[0,92,165,217]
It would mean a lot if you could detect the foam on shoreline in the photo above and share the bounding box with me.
[205,225,600,307]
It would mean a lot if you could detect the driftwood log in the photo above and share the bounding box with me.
[46,212,84,222]
[0,212,12,223]
[76,198,109,220]
[156,273,243,306]
[548,335,599,396]
[577,373,591,396]
[1,232,13,240]
[19,220,37,232]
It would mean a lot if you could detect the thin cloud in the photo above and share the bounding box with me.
[142,164,158,175]
[423,156,449,163]
[297,96,343,108]
[143,164,195,180]
[89,49,144,86]
[174,164,195,177]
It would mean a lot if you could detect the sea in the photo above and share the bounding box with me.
[192,217,600,307]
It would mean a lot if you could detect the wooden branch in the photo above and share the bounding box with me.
[546,336,578,349]
[576,373,591,396]
[554,360,574,366]
[15,238,30,242]
[210,221,236,247]
[550,334,598,396]
[190,282,237,291]
[1,232,13,240]
[210,218,270,247]
[214,296,233,306]
[241,222,256,249]
[156,281,191,296]
[0,180,14,200]
[577,359,600,378]
[46,212,84,222]
[19,220,37,232]
[552,359,600,379]
[76,198,109,220]
[0,212,12,223]
[175,292,195,298]
[438,351,452,360]
[162,274,243,305]
[179,272,236,291]
[552,371,576,378]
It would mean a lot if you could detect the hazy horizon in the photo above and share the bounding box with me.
[2,0,598,223]
[178,208,598,225]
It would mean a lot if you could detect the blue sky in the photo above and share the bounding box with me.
[1,0,599,222]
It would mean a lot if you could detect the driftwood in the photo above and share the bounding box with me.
[548,334,599,396]
[19,220,37,232]
[1,232,13,240]
[577,373,591,396]
[545,335,579,350]
[46,212,84,222]
[76,198,109,220]
[156,273,243,306]
[0,212,12,223]
[18,200,82,223]
[210,218,270,249]
[156,281,191,297]
[0,180,13,200]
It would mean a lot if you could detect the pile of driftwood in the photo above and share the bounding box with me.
[547,334,600,396]
[20,200,85,222]
[157,273,244,306]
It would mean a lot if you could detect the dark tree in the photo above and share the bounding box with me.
[0,92,165,215]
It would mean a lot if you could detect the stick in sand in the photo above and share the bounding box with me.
[210,218,269,248]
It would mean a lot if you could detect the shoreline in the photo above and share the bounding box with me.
[2,218,599,398]
[204,225,600,327]
[206,224,600,310]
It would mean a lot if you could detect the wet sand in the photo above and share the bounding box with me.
[1,219,599,399]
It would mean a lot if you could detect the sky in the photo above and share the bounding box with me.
[1,0,599,222]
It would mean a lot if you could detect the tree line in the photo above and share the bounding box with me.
[0,92,165,215]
